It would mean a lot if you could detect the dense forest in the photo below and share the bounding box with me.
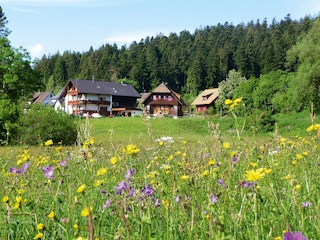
[33,14,314,96]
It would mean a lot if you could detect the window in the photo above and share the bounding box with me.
[168,96,173,101]
[153,95,157,100]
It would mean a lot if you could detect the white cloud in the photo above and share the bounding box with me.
[28,43,44,59]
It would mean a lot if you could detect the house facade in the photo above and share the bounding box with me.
[60,79,141,116]
[141,82,185,117]
[191,88,219,113]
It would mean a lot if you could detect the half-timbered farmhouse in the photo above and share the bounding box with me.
[140,82,185,117]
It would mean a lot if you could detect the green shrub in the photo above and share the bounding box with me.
[18,104,77,145]
[248,110,276,133]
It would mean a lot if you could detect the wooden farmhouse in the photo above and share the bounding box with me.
[191,88,219,113]
[60,79,141,116]
[140,82,185,117]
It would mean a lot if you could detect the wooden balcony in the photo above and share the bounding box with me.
[68,100,110,105]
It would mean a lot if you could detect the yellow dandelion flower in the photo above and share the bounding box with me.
[175,151,181,155]
[180,175,189,181]
[230,151,237,157]
[123,144,140,155]
[274,237,281,240]
[110,156,117,165]
[230,103,237,109]
[44,139,53,146]
[37,223,45,230]
[284,174,292,180]
[224,99,233,105]
[17,189,25,195]
[77,184,86,193]
[292,160,297,166]
[81,206,93,217]
[293,184,301,191]
[303,151,308,156]
[263,168,272,174]
[296,154,303,160]
[48,211,55,219]
[234,97,242,103]
[34,233,43,239]
[16,196,22,204]
[1,196,9,203]
[159,141,164,146]
[223,142,230,149]
[244,169,265,181]
[73,223,79,229]
[201,170,209,177]
[96,167,107,176]
[208,159,215,165]
[94,179,104,187]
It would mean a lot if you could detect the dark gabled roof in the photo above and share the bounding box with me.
[64,80,140,98]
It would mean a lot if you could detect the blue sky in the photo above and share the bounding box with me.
[2,0,320,59]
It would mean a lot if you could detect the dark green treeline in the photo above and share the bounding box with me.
[34,14,314,95]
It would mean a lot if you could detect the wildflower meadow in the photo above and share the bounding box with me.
[1,106,320,239]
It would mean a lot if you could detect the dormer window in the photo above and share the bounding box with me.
[202,96,208,100]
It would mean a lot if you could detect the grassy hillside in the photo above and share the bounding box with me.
[88,111,316,146]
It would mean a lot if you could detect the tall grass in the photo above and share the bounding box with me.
[0,112,318,239]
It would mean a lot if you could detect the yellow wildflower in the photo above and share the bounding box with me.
[274,237,281,240]
[110,156,118,165]
[293,185,301,191]
[44,139,53,146]
[77,184,86,193]
[159,141,164,146]
[224,99,233,105]
[81,206,93,217]
[37,223,45,230]
[34,233,43,239]
[180,175,189,181]
[208,159,215,165]
[48,211,55,219]
[96,167,107,176]
[1,196,9,203]
[73,223,79,229]
[296,154,303,160]
[223,142,230,149]
[201,170,209,177]
[244,169,265,181]
[123,144,140,155]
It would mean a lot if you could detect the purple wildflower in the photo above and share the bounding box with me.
[154,198,161,207]
[125,168,136,179]
[232,156,238,163]
[59,160,66,167]
[175,195,181,203]
[103,199,111,209]
[318,162,320,167]
[302,201,312,208]
[284,231,307,240]
[115,181,128,195]
[10,163,30,175]
[241,181,255,188]
[129,186,136,197]
[210,194,218,203]
[142,184,154,197]
[100,189,107,194]
[40,166,54,180]
[185,194,191,201]
[217,179,225,187]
